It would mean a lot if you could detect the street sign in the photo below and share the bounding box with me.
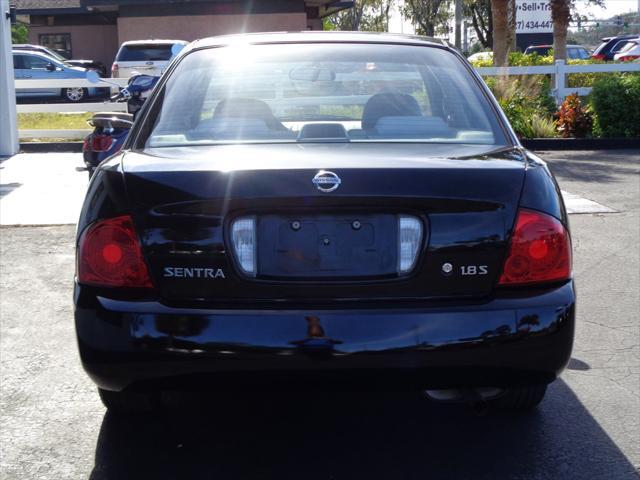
[516,0,553,33]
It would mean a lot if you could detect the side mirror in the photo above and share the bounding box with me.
[46,63,57,72]
[86,69,122,89]
[86,70,101,84]
[171,44,185,57]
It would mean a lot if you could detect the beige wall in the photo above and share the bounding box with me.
[28,24,119,67]
[117,12,308,44]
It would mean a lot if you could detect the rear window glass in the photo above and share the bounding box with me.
[526,47,551,56]
[141,43,507,148]
[117,44,174,62]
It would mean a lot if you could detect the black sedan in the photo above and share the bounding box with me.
[74,32,574,414]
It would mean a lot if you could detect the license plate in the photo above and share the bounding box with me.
[257,214,398,279]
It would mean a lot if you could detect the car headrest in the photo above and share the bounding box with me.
[213,98,287,131]
[361,93,422,130]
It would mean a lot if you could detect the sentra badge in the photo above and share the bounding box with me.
[163,267,225,279]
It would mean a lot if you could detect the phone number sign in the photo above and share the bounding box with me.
[516,0,553,33]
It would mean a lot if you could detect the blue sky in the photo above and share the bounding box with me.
[578,0,638,19]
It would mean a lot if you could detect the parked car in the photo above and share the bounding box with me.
[12,50,103,102]
[613,39,640,62]
[592,35,640,61]
[524,44,591,59]
[77,32,574,414]
[467,51,492,62]
[12,44,107,76]
[111,39,188,78]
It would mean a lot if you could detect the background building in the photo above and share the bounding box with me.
[14,0,352,67]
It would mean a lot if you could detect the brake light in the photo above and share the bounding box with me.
[591,53,605,60]
[78,215,153,288]
[87,134,114,152]
[111,63,119,78]
[618,55,639,62]
[498,209,571,286]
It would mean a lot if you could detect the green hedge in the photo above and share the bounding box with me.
[484,75,558,138]
[468,53,636,88]
[470,52,640,138]
[590,75,640,138]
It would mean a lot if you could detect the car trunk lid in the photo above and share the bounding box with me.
[122,143,526,304]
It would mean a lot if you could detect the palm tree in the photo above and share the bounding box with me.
[551,0,571,60]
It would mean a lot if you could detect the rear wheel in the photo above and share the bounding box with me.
[98,388,160,414]
[494,384,547,411]
[63,87,86,103]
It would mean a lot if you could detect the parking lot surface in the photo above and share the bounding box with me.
[0,150,639,479]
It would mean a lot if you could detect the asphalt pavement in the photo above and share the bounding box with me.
[0,150,638,479]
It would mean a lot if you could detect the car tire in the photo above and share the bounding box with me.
[63,87,86,103]
[98,388,160,414]
[494,384,547,411]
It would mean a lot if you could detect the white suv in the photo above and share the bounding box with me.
[111,39,187,79]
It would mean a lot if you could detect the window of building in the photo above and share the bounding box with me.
[38,33,72,59]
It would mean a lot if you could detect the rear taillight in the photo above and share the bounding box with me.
[78,215,153,288]
[592,53,605,60]
[87,134,114,152]
[618,55,639,62]
[82,137,90,153]
[498,209,571,286]
[111,63,119,78]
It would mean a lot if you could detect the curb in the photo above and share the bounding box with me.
[20,142,83,153]
[522,137,640,150]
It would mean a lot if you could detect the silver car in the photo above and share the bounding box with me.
[13,50,102,102]
[111,39,188,79]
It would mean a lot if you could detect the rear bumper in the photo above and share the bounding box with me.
[74,282,575,392]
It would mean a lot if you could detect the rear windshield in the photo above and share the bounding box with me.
[140,43,507,147]
[568,47,590,59]
[116,44,174,62]
[525,47,551,56]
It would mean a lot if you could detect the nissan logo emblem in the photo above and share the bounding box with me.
[312,170,341,193]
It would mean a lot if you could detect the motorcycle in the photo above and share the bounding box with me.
[83,43,185,178]
[82,73,159,178]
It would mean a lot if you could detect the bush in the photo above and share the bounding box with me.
[516,113,559,139]
[468,52,637,89]
[468,51,553,68]
[590,75,640,138]
[555,93,593,138]
[485,76,557,138]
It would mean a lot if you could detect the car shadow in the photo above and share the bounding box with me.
[544,151,640,184]
[89,379,636,480]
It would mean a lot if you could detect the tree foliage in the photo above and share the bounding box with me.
[464,0,492,48]
[323,0,392,31]
[11,24,29,44]
[402,0,452,37]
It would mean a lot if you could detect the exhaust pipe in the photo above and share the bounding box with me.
[424,387,504,414]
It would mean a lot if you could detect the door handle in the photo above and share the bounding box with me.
[23,75,32,79]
